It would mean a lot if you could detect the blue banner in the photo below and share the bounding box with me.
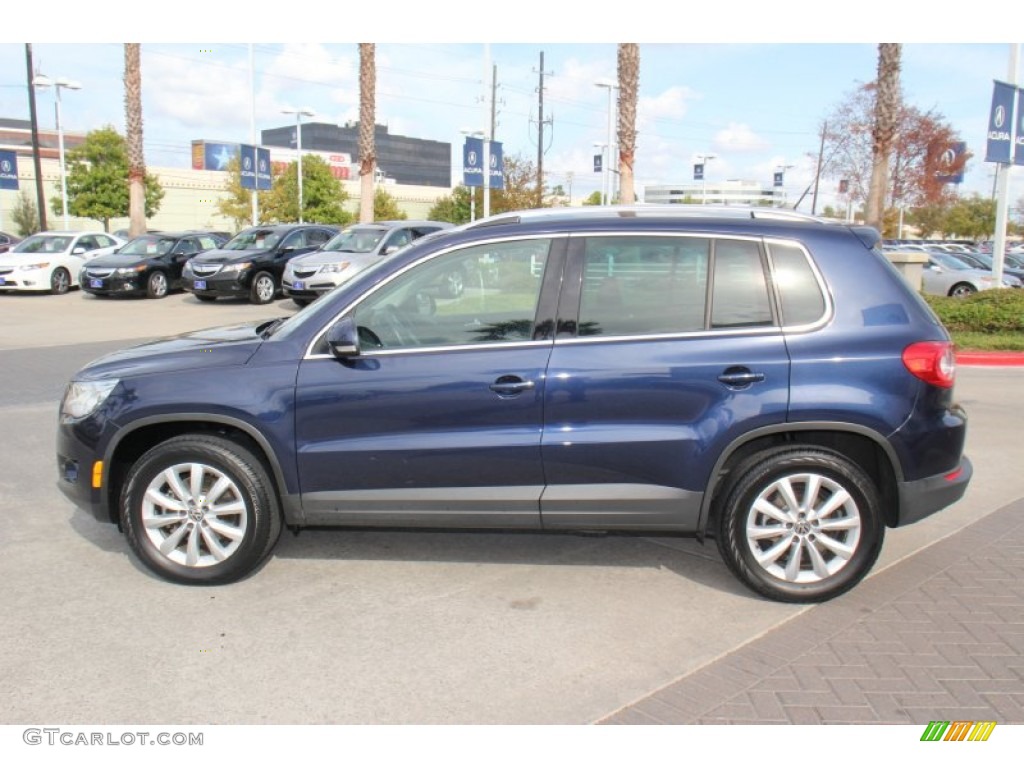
[936,141,967,184]
[488,141,504,190]
[462,137,483,187]
[985,80,1015,164]
[0,150,17,191]
[694,163,704,181]
[1016,87,1024,167]
[462,138,503,189]
[256,147,272,190]
[593,154,602,173]
[773,171,784,187]
[204,141,239,171]
[239,144,257,190]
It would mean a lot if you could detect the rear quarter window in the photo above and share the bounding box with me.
[767,241,827,326]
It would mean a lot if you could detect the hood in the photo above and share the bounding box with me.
[87,253,159,268]
[75,321,270,381]
[190,247,267,264]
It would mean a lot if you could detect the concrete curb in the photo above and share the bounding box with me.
[957,351,1024,366]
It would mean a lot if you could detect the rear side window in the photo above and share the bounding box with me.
[710,240,773,328]
[767,242,827,326]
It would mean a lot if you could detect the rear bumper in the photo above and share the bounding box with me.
[895,455,973,527]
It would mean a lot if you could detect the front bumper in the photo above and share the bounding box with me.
[56,421,111,524]
[0,269,51,291]
[81,275,147,297]
[185,273,250,298]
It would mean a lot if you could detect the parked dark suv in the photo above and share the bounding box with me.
[56,208,971,602]
[182,224,337,304]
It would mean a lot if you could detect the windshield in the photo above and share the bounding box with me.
[930,251,973,270]
[12,234,71,254]
[119,236,176,256]
[223,229,282,251]
[322,228,386,254]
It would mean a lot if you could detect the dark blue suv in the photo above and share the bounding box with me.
[56,208,971,602]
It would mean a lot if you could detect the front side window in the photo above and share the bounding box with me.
[351,239,552,350]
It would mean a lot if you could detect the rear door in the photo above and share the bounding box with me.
[540,233,791,531]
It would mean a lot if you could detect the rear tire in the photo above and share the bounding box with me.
[949,282,976,298]
[716,446,884,603]
[120,435,282,585]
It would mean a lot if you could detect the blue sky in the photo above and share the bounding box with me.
[2,4,1020,211]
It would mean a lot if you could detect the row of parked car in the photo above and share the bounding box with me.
[0,221,453,305]
[882,241,1024,297]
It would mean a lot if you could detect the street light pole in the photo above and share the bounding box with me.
[595,80,616,205]
[696,153,716,205]
[32,75,81,229]
[282,107,314,223]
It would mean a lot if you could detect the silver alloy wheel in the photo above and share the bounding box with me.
[141,462,249,568]
[148,271,168,298]
[50,268,70,294]
[744,471,862,584]
[950,283,976,298]
[254,274,275,303]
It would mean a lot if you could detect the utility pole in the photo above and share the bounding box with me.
[25,44,47,231]
[535,52,553,208]
[811,121,826,215]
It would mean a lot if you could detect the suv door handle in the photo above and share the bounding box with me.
[489,376,536,396]
[717,367,766,388]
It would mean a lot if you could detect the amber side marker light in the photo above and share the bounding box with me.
[92,461,104,489]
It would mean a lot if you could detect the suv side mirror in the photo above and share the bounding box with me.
[327,316,360,358]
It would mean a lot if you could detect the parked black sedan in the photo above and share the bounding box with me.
[182,224,337,304]
[81,232,226,299]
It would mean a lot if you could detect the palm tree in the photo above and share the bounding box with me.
[865,43,901,231]
[358,44,376,223]
[124,44,146,237]
[617,44,639,205]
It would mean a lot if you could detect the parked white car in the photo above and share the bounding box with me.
[0,231,124,294]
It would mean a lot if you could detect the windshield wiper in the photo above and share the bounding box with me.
[258,317,287,339]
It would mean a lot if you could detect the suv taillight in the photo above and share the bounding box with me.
[902,341,955,388]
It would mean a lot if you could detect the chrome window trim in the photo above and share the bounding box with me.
[762,237,834,333]
[304,233,558,360]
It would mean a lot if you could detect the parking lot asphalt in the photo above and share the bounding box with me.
[0,288,1019,729]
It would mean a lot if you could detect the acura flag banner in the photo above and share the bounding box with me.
[462,137,504,190]
[693,163,704,181]
[0,150,17,190]
[986,80,1016,164]
[1017,86,1024,166]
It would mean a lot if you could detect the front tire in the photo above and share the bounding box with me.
[716,446,884,603]
[50,267,71,295]
[949,282,976,298]
[250,271,277,304]
[146,270,169,299]
[120,435,282,585]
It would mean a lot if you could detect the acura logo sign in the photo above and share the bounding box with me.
[994,105,1006,128]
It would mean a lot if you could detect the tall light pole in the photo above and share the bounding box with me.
[460,129,485,222]
[696,153,716,205]
[32,74,81,230]
[281,106,314,223]
[595,80,616,205]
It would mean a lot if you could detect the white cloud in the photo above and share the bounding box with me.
[713,122,770,152]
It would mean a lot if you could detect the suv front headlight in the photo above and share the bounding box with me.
[321,261,351,274]
[220,261,253,274]
[61,379,120,421]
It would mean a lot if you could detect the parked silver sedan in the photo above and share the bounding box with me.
[921,250,1020,297]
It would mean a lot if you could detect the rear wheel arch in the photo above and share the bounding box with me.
[700,426,901,536]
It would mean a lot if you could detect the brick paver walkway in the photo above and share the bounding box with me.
[601,498,1024,725]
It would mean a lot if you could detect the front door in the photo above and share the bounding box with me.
[294,236,563,528]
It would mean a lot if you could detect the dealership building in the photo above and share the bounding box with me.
[0,118,453,234]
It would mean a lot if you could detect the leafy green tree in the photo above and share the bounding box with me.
[943,194,996,240]
[427,186,473,224]
[216,156,254,231]
[374,187,407,220]
[12,190,40,236]
[490,154,548,214]
[907,199,952,239]
[582,191,603,206]
[261,155,352,225]
[56,125,163,232]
